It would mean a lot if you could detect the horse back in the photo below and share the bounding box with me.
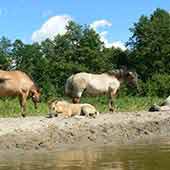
[0,70,34,96]
[87,74,120,92]
[65,73,90,94]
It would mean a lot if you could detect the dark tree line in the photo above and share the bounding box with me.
[1,8,170,99]
[127,8,170,96]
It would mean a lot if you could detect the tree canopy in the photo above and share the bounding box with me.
[127,8,170,80]
[1,8,170,98]
[0,21,127,99]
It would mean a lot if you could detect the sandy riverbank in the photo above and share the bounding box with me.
[0,111,170,151]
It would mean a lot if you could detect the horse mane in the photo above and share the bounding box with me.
[21,70,40,92]
[107,69,125,80]
[31,83,41,92]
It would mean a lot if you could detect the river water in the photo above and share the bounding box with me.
[0,137,170,170]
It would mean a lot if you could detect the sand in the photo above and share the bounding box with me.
[0,111,170,151]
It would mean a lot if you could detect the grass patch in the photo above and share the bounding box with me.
[81,96,163,112]
[0,96,163,117]
[0,98,48,117]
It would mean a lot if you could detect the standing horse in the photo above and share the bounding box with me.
[0,70,41,117]
[65,69,138,111]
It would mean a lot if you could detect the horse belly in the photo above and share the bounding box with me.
[0,82,18,96]
[86,81,108,96]
[0,89,17,96]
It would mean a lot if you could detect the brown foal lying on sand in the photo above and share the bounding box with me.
[48,100,99,118]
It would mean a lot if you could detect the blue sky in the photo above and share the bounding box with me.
[0,0,169,48]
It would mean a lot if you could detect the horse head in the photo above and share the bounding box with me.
[125,71,138,88]
[115,66,138,87]
[30,85,41,108]
[108,67,138,88]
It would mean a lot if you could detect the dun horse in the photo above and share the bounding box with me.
[0,70,41,117]
[65,69,138,111]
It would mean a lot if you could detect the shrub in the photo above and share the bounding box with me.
[142,74,170,97]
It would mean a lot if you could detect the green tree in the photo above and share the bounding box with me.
[127,8,170,80]
[0,21,126,99]
[40,21,106,96]
[12,40,50,98]
[0,36,12,70]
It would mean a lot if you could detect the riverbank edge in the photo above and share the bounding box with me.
[0,111,170,151]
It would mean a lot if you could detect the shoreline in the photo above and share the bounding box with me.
[0,111,170,151]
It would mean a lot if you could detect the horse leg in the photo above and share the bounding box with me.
[33,101,38,109]
[108,97,114,112]
[19,93,28,117]
[108,88,116,112]
[72,97,80,103]
[72,89,83,103]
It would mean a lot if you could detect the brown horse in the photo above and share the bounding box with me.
[65,68,138,111]
[0,70,41,117]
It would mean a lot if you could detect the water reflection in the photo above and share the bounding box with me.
[1,137,170,170]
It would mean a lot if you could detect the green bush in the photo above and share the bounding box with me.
[142,74,170,97]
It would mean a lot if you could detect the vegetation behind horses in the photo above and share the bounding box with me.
[0,8,170,115]
[0,96,163,117]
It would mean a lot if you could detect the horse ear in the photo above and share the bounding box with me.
[48,99,58,106]
[126,71,133,77]
[35,87,41,93]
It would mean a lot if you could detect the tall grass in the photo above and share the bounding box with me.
[81,96,163,112]
[0,96,163,117]
[0,98,48,117]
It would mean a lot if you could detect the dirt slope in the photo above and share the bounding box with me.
[0,111,170,150]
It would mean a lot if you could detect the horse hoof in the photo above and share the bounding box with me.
[46,114,54,118]
[109,108,114,112]
[21,114,26,117]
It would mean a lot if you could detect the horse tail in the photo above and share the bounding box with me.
[65,75,74,97]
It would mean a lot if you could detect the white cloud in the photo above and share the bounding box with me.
[100,31,126,50]
[31,17,126,50]
[31,15,72,42]
[110,41,126,50]
[91,19,126,50]
[90,19,112,30]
